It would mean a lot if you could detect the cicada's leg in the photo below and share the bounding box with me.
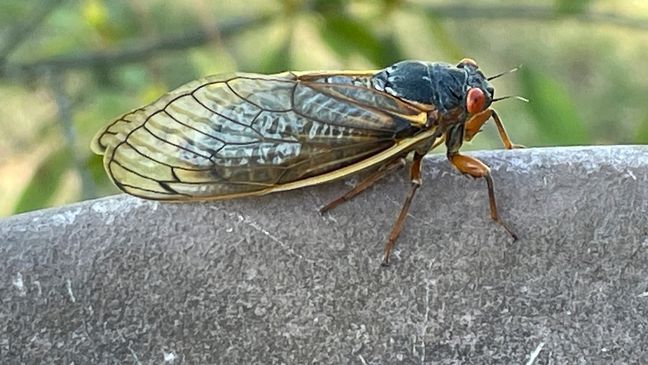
[490,110,525,149]
[445,124,518,240]
[381,152,424,266]
[447,154,518,240]
[464,109,524,149]
[319,157,406,213]
[463,109,491,141]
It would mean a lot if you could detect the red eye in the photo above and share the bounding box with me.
[466,87,485,114]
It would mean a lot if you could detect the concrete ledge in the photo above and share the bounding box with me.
[1,145,647,363]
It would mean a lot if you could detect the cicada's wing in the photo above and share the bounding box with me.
[91,71,431,200]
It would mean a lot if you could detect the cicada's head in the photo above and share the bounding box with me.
[456,58,495,115]
[371,59,495,116]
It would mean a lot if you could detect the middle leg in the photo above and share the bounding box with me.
[381,152,425,266]
[319,157,406,214]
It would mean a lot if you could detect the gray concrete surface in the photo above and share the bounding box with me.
[1,145,647,364]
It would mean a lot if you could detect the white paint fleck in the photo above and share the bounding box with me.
[420,277,431,365]
[36,207,82,228]
[244,268,257,280]
[626,170,637,180]
[66,278,76,303]
[91,200,116,225]
[91,196,158,225]
[247,219,290,251]
[13,272,26,296]
[358,354,368,365]
[163,351,176,362]
[324,214,338,224]
[33,280,42,296]
[227,211,321,265]
[127,345,141,365]
[638,292,648,298]
[525,342,545,365]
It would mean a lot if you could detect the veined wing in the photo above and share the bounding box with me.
[91,71,431,200]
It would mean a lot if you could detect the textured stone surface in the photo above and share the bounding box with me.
[1,145,647,364]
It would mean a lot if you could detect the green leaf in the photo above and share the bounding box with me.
[518,66,589,146]
[13,147,72,214]
[159,55,200,89]
[555,0,591,15]
[318,15,393,65]
[85,152,119,196]
[257,28,293,74]
[635,115,648,144]
[374,33,405,66]
[312,0,346,13]
[86,153,106,185]
[423,15,464,61]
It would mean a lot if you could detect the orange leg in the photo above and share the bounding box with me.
[464,109,524,149]
[448,153,518,240]
[463,109,492,142]
[319,158,406,213]
[381,153,424,266]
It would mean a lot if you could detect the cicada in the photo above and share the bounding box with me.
[92,58,521,265]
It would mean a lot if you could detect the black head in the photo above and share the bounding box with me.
[456,58,495,113]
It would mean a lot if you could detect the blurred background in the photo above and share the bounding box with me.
[0,0,647,216]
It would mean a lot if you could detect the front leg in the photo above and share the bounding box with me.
[464,108,524,149]
[445,124,517,240]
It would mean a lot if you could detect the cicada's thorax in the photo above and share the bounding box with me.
[370,60,495,131]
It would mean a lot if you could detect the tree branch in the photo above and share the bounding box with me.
[48,72,96,200]
[0,0,65,62]
[410,3,648,30]
[1,14,274,78]
[2,4,646,79]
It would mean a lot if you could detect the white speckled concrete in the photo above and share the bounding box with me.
[1,146,647,363]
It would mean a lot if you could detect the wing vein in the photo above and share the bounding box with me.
[224,81,293,113]
[109,158,167,186]
[124,141,214,172]
[118,182,191,198]
[141,124,214,161]
[189,92,267,139]
[160,109,233,145]
[290,83,398,135]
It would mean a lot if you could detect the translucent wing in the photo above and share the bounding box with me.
[91,72,430,200]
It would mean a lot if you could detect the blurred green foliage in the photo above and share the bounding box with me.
[0,0,647,216]
[12,146,70,214]
[519,67,589,145]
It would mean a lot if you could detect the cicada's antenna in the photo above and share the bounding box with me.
[492,95,529,103]
[488,65,527,103]
[487,65,522,81]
